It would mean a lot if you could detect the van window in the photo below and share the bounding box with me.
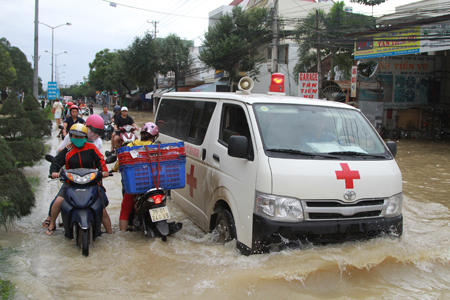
[157,98,216,145]
[253,103,391,159]
[219,104,253,157]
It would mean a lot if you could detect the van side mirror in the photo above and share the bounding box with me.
[228,135,248,159]
[386,141,397,158]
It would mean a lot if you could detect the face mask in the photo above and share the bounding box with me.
[88,131,99,142]
[71,137,87,148]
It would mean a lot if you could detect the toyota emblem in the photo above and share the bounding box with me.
[344,190,356,201]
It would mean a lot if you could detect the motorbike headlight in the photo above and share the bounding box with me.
[385,193,403,217]
[67,172,96,184]
[255,192,304,222]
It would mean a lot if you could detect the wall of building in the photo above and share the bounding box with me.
[251,43,300,96]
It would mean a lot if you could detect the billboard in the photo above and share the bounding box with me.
[354,20,450,60]
[355,27,420,60]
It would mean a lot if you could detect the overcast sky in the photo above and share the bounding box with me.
[1,0,418,90]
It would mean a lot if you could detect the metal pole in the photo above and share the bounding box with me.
[271,0,278,74]
[51,28,54,82]
[316,9,322,91]
[33,0,39,98]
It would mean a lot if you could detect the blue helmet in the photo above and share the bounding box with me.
[113,105,121,113]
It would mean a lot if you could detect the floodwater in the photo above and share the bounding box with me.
[1,108,450,299]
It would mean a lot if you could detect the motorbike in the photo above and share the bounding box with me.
[119,143,183,241]
[119,125,137,145]
[46,154,116,257]
[102,121,113,141]
[129,188,182,241]
[79,107,90,116]
[58,124,65,140]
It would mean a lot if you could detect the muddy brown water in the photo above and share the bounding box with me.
[1,108,450,299]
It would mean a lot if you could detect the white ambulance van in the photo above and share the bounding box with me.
[155,75,403,255]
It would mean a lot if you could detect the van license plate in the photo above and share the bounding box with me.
[150,207,170,222]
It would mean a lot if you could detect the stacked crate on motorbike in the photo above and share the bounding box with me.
[118,142,186,194]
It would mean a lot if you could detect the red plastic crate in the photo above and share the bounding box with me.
[117,142,185,166]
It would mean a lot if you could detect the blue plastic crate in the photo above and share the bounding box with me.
[119,158,186,194]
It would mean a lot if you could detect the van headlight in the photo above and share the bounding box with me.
[385,193,403,217]
[255,192,304,222]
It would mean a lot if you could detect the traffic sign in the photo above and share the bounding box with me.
[48,82,58,100]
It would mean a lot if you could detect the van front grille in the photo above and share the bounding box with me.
[302,198,387,221]
[306,199,384,207]
[309,210,382,220]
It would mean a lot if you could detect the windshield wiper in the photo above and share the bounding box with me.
[327,151,387,159]
[266,148,339,158]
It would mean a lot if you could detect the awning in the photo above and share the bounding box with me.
[190,79,229,92]
[154,87,175,98]
[190,83,213,92]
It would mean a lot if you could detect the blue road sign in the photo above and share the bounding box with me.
[48,82,57,100]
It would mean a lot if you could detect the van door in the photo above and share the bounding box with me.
[207,102,258,248]
[156,98,216,230]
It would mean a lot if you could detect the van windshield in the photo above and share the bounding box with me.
[253,104,391,159]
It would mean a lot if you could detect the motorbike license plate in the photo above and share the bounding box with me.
[150,207,170,222]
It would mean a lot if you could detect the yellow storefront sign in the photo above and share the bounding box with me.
[354,27,420,60]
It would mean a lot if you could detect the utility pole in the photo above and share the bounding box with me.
[147,20,159,38]
[33,0,39,99]
[147,20,159,112]
[271,0,278,73]
[316,9,322,92]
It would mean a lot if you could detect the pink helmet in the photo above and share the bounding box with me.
[141,122,159,137]
[86,114,104,135]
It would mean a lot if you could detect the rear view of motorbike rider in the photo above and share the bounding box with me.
[111,106,139,154]
[109,105,121,154]
[46,124,112,235]
[114,122,159,231]
[62,105,85,138]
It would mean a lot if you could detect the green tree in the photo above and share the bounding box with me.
[294,2,374,83]
[0,94,45,167]
[88,49,117,93]
[199,6,272,89]
[22,94,52,138]
[159,34,194,91]
[0,43,17,99]
[123,32,159,94]
[1,38,35,95]
[350,0,389,16]
[0,139,35,229]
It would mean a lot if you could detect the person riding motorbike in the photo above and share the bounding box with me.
[43,115,105,229]
[109,105,121,153]
[62,105,85,138]
[110,106,139,155]
[46,123,112,235]
[99,105,113,124]
[111,122,159,231]
[63,101,74,118]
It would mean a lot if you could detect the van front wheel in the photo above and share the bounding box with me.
[214,209,237,244]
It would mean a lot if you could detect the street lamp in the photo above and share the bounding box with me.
[45,50,67,81]
[39,22,71,82]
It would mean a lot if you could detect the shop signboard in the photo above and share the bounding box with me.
[358,55,441,106]
[351,66,357,97]
[354,20,450,60]
[298,73,319,99]
[354,27,420,60]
